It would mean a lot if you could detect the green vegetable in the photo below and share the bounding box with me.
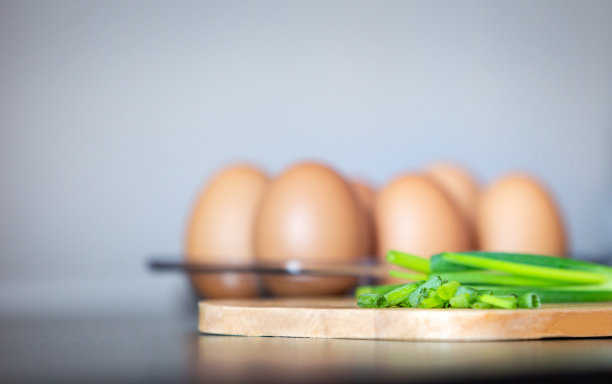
[357,248,612,308]
[433,251,612,275]
[355,284,405,297]
[478,284,612,303]
[439,253,608,285]
[449,293,472,308]
[357,294,383,308]
[387,250,431,273]
[455,286,478,300]
[407,276,443,308]
[436,281,461,300]
[391,269,564,287]
[388,270,428,281]
[379,283,419,307]
[421,275,444,290]
[385,250,612,304]
[355,273,539,311]
[478,294,518,309]
[418,296,445,309]
[435,271,561,287]
[518,293,541,309]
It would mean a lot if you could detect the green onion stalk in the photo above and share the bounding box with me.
[385,250,612,303]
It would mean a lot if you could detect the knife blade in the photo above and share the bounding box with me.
[148,256,388,278]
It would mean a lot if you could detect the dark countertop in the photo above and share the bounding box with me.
[1,313,611,383]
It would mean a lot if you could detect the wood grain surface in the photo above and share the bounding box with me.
[199,297,612,341]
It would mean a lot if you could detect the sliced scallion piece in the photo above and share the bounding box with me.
[355,284,405,297]
[357,294,383,308]
[449,293,472,308]
[436,281,461,301]
[478,294,518,309]
[418,296,445,309]
[379,283,419,307]
[518,293,541,309]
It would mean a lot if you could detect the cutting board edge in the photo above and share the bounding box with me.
[198,298,612,341]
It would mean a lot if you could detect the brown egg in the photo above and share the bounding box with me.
[352,180,376,214]
[426,163,480,226]
[477,173,567,256]
[375,174,471,282]
[254,162,363,296]
[426,162,480,247]
[350,180,377,258]
[185,164,269,298]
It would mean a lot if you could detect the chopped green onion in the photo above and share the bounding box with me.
[355,284,404,297]
[517,293,541,309]
[407,276,443,308]
[426,288,438,298]
[449,293,472,308]
[413,252,612,303]
[455,286,478,300]
[380,283,418,307]
[478,294,518,309]
[418,297,445,309]
[421,275,444,290]
[359,248,612,307]
[357,294,384,308]
[436,281,461,300]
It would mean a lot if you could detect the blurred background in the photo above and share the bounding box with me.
[1,0,611,317]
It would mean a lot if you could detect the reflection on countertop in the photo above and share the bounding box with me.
[1,313,611,383]
[193,333,612,382]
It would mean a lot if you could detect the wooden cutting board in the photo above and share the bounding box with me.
[199,298,612,341]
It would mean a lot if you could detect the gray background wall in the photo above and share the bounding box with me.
[1,0,611,316]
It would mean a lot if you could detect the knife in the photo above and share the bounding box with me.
[148,256,388,278]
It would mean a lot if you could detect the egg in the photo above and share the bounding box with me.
[426,163,480,226]
[185,164,269,298]
[254,162,363,296]
[426,162,480,247]
[477,173,567,256]
[351,180,376,214]
[375,174,471,279]
[350,180,377,258]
